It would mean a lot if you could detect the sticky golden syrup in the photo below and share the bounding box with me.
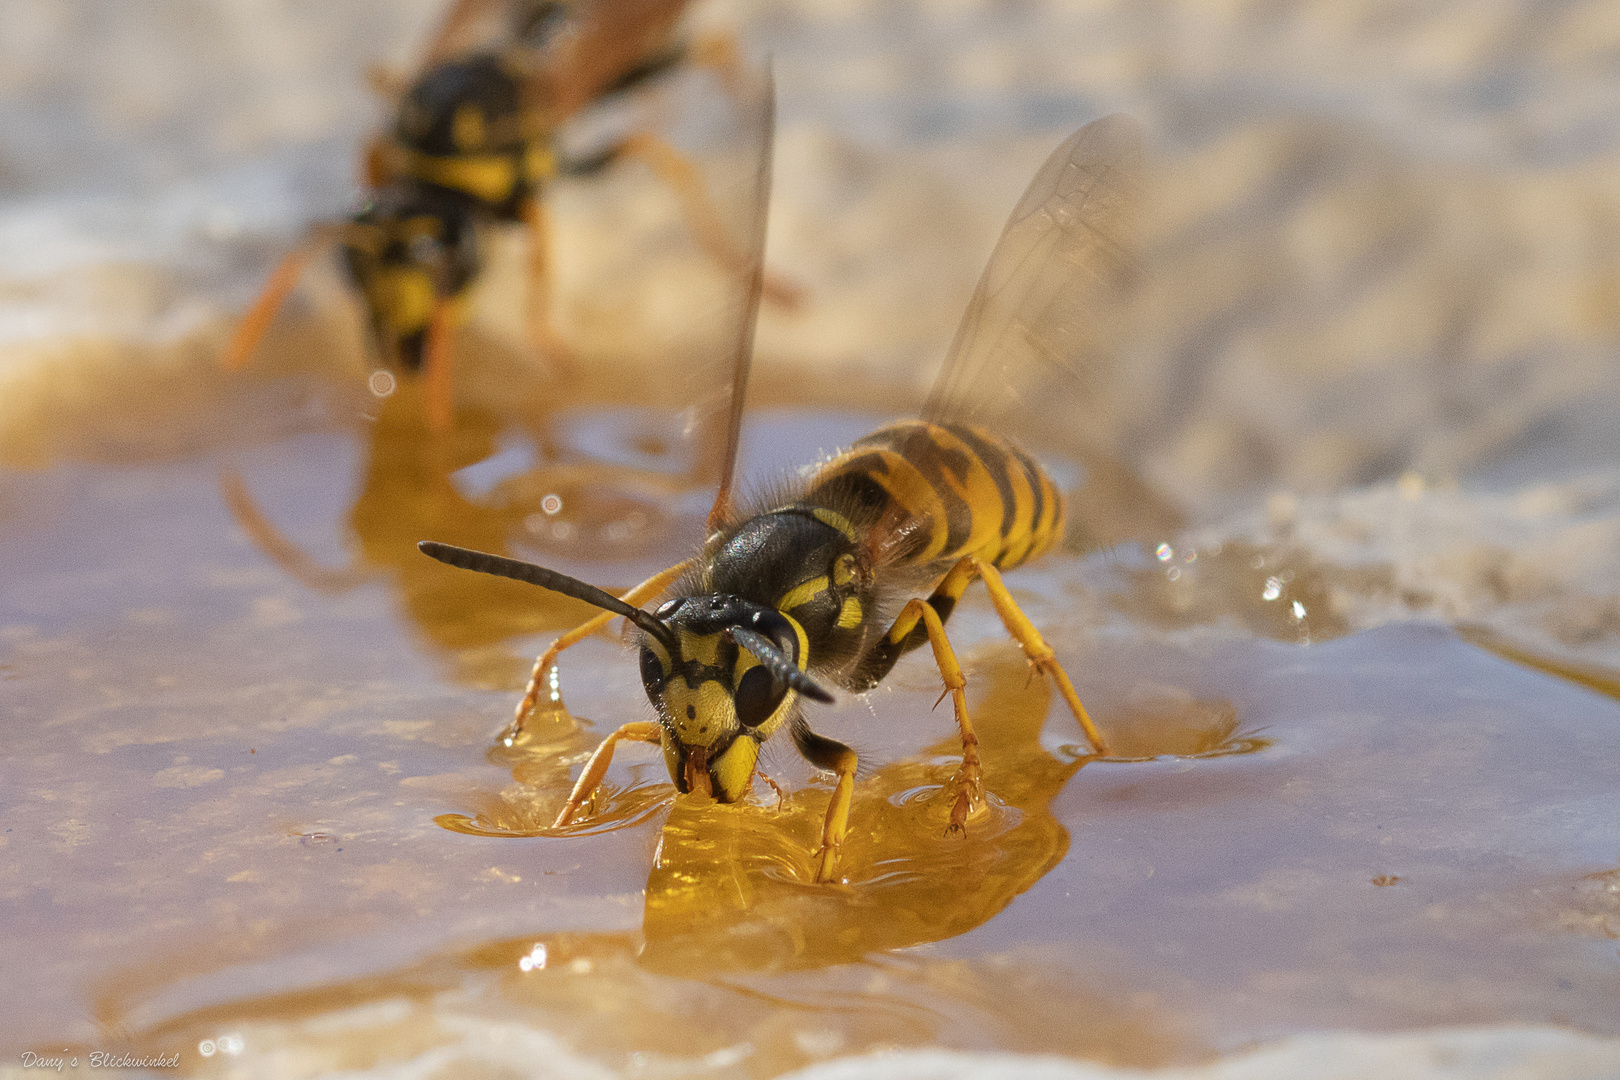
[6,400,1620,1075]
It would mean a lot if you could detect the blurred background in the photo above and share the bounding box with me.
[3,0,1617,664]
[3,0,1616,490]
[2,1,1618,1075]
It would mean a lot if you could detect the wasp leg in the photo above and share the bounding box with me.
[219,468,374,594]
[968,557,1110,756]
[615,132,805,309]
[754,768,787,811]
[795,722,857,884]
[552,720,664,827]
[851,558,989,829]
[421,299,459,435]
[519,197,574,376]
[361,133,403,189]
[220,228,338,372]
[508,559,692,738]
[890,596,983,832]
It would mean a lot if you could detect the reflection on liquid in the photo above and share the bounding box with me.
[439,648,1263,979]
[91,650,1241,1075]
[220,379,713,659]
[14,395,1620,1072]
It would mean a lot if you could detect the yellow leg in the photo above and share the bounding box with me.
[904,599,984,831]
[520,198,574,376]
[811,740,858,883]
[220,229,336,371]
[617,133,805,310]
[552,722,662,827]
[970,558,1110,756]
[508,559,691,736]
[361,133,401,189]
[421,300,457,436]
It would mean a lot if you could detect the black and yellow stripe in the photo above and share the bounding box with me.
[803,419,1066,573]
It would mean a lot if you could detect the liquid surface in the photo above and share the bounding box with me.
[3,400,1618,1076]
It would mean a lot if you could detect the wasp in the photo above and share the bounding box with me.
[221,0,791,432]
[421,109,1142,884]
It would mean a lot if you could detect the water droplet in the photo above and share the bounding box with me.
[1156,543,1173,562]
[367,370,396,397]
[1262,577,1282,601]
[1292,600,1306,620]
[541,494,562,515]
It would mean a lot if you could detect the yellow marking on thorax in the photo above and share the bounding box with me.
[836,596,863,630]
[813,508,857,542]
[777,575,828,613]
[403,149,519,205]
[784,612,811,670]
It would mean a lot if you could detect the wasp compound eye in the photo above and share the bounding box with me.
[639,647,664,695]
[733,665,784,729]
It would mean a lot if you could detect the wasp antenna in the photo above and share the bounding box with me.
[417,541,677,649]
[729,626,836,704]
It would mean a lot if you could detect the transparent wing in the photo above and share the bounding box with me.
[923,115,1142,457]
[923,116,1180,549]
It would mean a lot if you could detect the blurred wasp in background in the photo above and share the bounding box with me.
[218,16,774,663]
[220,0,799,433]
[421,109,1147,884]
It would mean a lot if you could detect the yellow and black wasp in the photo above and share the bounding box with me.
[221,0,789,432]
[421,109,1143,884]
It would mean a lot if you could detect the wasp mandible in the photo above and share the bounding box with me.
[220,0,796,432]
[422,106,1143,884]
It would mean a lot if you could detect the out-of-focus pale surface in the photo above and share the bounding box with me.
[3,1,1620,1078]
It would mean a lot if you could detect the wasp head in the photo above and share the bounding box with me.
[412,543,838,806]
[638,596,834,802]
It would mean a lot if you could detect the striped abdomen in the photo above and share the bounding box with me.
[803,419,1066,572]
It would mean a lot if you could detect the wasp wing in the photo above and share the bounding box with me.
[922,115,1174,549]
[924,114,1141,454]
[695,65,772,529]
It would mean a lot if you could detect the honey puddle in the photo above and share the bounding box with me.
[3,399,1619,1076]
